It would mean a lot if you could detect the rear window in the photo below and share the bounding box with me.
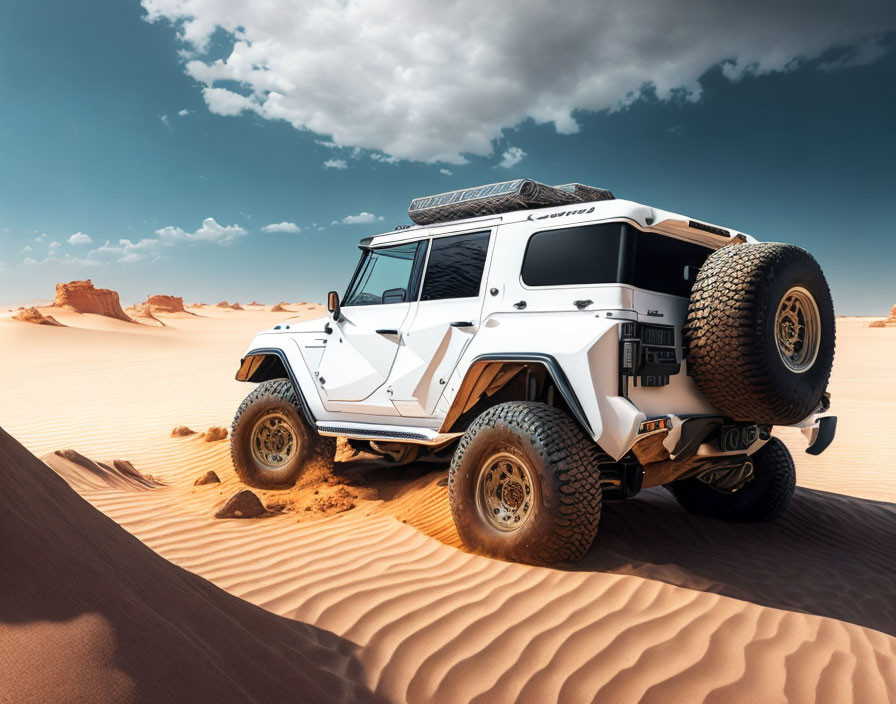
[521,222,711,297]
[630,230,711,298]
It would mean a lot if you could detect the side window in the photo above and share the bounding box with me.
[421,231,491,301]
[343,241,421,306]
[521,223,622,286]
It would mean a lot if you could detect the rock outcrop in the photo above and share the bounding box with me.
[11,307,64,326]
[54,280,132,322]
[140,295,189,315]
[868,304,896,328]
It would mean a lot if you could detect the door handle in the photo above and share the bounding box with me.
[449,321,475,328]
[376,329,400,336]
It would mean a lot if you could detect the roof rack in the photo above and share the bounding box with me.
[407,179,614,226]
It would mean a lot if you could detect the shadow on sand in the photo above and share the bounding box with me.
[0,427,381,704]
[336,456,896,636]
[575,485,896,636]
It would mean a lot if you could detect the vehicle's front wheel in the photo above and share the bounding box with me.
[230,379,335,489]
[448,402,604,564]
[665,438,795,522]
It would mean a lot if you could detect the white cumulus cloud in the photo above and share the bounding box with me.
[498,146,526,169]
[262,221,301,233]
[155,217,247,245]
[142,0,895,163]
[68,232,93,245]
[87,218,247,265]
[335,212,384,225]
[322,158,348,170]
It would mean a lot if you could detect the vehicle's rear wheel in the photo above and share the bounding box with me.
[231,379,335,489]
[665,438,795,522]
[685,242,835,425]
[448,401,603,564]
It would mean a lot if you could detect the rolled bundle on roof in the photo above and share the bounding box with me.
[408,179,577,225]
[554,183,615,203]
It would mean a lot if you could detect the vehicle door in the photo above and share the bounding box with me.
[388,230,493,416]
[317,240,426,402]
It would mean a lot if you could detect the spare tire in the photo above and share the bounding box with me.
[685,242,835,425]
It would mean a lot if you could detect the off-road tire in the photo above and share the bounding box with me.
[686,242,835,425]
[665,438,795,522]
[448,402,603,564]
[230,379,335,489]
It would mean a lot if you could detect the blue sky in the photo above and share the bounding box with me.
[0,0,894,313]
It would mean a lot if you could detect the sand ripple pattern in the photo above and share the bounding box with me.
[48,441,896,704]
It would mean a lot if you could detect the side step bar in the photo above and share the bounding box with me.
[316,421,462,446]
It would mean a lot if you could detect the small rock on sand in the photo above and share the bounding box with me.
[214,490,267,518]
[171,426,197,437]
[194,471,221,486]
[203,427,228,442]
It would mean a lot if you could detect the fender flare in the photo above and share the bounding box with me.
[235,347,316,423]
[441,353,592,435]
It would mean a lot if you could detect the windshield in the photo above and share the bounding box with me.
[344,241,420,306]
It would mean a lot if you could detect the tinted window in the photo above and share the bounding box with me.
[630,230,711,297]
[521,223,622,286]
[421,232,490,301]
[344,241,420,306]
[521,222,712,296]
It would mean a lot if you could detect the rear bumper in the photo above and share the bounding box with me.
[631,411,838,462]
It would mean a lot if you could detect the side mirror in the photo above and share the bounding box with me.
[327,291,341,321]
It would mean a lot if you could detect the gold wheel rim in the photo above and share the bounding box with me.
[476,451,535,532]
[250,411,298,472]
[774,286,821,373]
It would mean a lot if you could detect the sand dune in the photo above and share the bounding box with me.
[0,427,378,703]
[0,309,894,702]
[43,440,896,703]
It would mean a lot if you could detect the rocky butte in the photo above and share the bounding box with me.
[54,279,133,322]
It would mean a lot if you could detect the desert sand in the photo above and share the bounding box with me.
[1,299,894,703]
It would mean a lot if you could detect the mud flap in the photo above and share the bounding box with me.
[805,416,837,456]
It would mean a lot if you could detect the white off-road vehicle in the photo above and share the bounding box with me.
[232,179,837,564]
